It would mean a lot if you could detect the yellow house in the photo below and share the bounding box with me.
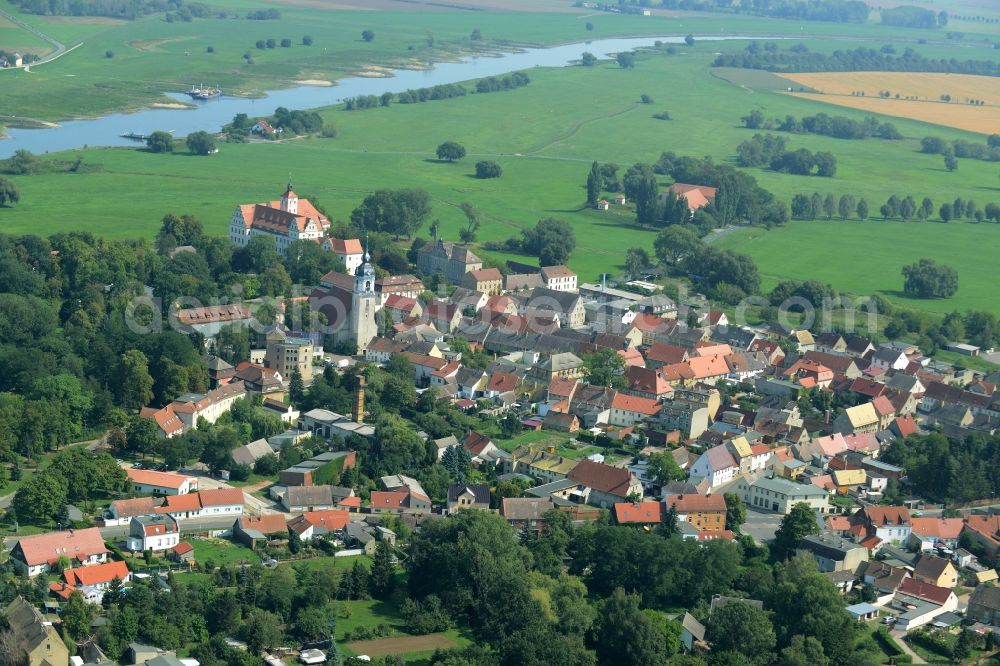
[2,597,70,666]
[831,469,867,494]
[913,555,959,589]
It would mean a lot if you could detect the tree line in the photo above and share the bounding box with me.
[345,72,529,111]
[791,191,1000,223]
[13,0,182,18]
[654,0,869,23]
[881,432,1000,506]
[737,134,837,176]
[880,5,947,29]
[714,43,1000,77]
[741,109,901,140]
[921,133,1000,163]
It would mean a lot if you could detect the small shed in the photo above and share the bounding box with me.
[299,649,326,664]
[596,199,610,211]
[171,541,195,563]
[845,602,879,622]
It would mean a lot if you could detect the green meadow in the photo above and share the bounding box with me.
[2,3,1000,313]
[714,220,1000,316]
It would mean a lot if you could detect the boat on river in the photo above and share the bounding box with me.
[187,84,221,100]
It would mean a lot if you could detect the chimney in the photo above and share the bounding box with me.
[825,409,831,424]
[352,376,366,423]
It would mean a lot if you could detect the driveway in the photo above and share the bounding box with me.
[742,508,784,544]
[890,629,926,664]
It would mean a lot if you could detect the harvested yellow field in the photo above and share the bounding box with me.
[781,71,1000,134]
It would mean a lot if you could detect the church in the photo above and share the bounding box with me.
[308,244,379,354]
[229,183,330,254]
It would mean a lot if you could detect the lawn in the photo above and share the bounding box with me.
[189,537,259,566]
[714,219,1000,316]
[495,429,572,453]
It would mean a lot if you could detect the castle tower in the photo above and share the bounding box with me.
[352,376,366,423]
[350,241,378,354]
[279,182,298,215]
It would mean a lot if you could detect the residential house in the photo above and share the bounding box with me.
[324,238,364,275]
[501,497,556,535]
[912,554,958,588]
[661,183,717,214]
[170,542,195,564]
[233,362,285,397]
[157,488,244,521]
[680,613,706,653]
[967,585,1000,625]
[540,265,578,292]
[534,352,585,380]
[417,240,483,283]
[370,475,432,515]
[815,332,847,355]
[10,528,109,578]
[834,402,880,435]
[446,484,491,514]
[281,485,338,512]
[803,351,862,379]
[871,347,910,372]
[375,274,426,305]
[543,412,580,433]
[608,393,662,427]
[613,501,665,526]
[567,459,643,508]
[1,597,70,666]
[851,506,912,545]
[58,560,132,602]
[796,534,869,573]
[908,518,964,552]
[893,578,959,631]
[265,336,314,383]
[234,514,288,548]
[524,287,585,329]
[688,446,739,490]
[126,515,180,552]
[462,268,503,295]
[664,494,726,531]
[231,438,276,467]
[508,446,578,483]
[624,366,673,401]
[105,497,160,526]
[730,475,831,515]
[287,510,350,541]
[126,469,197,496]
[962,514,1000,559]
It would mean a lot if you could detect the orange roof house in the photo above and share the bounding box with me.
[11,528,109,575]
[62,560,130,588]
[614,501,665,525]
[667,183,718,212]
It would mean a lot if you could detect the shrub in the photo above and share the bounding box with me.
[474,160,502,179]
[303,35,313,46]
[105,50,114,58]
[280,38,291,48]
[206,45,214,53]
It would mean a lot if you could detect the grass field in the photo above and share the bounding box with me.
[714,219,1000,315]
[345,633,456,658]
[189,537,259,566]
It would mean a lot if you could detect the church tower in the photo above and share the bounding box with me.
[279,182,298,215]
[350,241,378,354]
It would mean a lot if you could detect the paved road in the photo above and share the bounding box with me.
[890,629,926,664]
[741,508,784,544]
[703,225,739,244]
[0,5,67,65]
[3,515,238,550]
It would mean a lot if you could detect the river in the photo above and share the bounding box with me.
[0,34,756,158]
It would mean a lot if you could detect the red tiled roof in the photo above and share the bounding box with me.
[370,491,408,508]
[384,294,418,311]
[911,518,964,540]
[239,514,288,535]
[611,393,662,416]
[338,496,362,508]
[199,487,245,507]
[862,506,911,526]
[111,497,159,518]
[172,541,194,555]
[14,528,108,567]
[487,372,519,393]
[614,501,664,524]
[327,238,363,255]
[157,493,201,513]
[302,510,350,531]
[175,304,253,326]
[697,529,735,541]
[871,394,895,416]
[898,578,954,605]
[893,416,918,437]
[64,560,129,587]
[568,460,636,497]
[464,432,494,456]
[127,468,194,490]
[645,343,688,365]
[469,267,503,282]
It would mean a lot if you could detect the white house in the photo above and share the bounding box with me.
[10,528,109,578]
[156,488,245,521]
[870,347,909,372]
[126,515,180,552]
[126,469,198,496]
[688,445,739,489]
[323,238,364,275]
[608,393,662,428]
